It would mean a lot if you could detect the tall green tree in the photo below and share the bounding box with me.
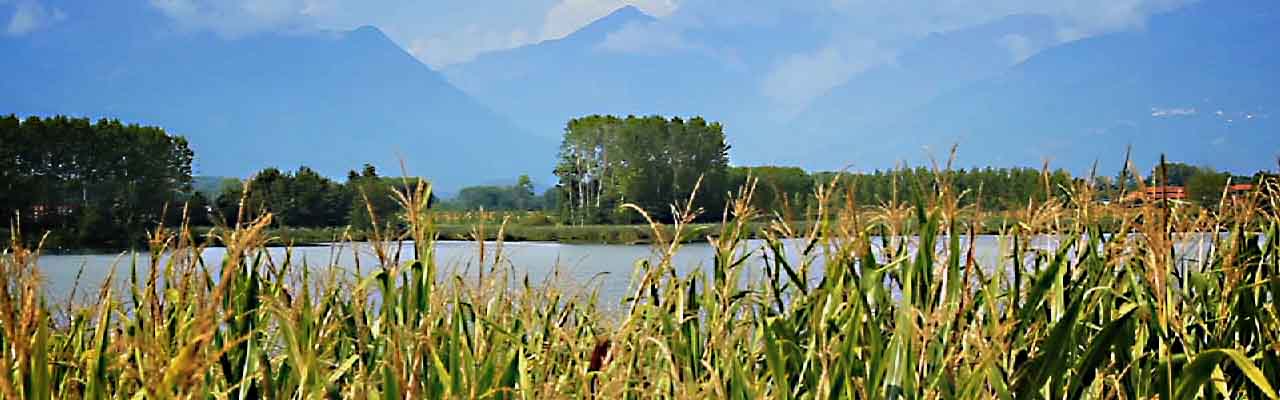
[554,115,730,224]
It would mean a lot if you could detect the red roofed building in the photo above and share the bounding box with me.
[1228,183,1254,193]
[1122,186,1187,204]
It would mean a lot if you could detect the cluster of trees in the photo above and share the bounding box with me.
[0,115,193,246]
[552,115,730,224]
[212,164,432,230]
[443,175,557,211]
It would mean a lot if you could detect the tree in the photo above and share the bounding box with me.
[728,166,814,217]
[346,167,429,230]
[1150,162,1202,186]
[1186,168,1231,207]
[554,115,730,224]
[450,175,544,211]
[514,175,536,210]
[0,115,193,247]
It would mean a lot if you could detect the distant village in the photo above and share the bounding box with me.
[1120,183,1257,206]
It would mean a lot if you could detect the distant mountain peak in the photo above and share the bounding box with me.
[571,5,656,40]
[351,25,383,35]
[609,5,649,19]
[347,25,391,42]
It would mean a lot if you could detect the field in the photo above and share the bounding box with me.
[1,172,1278,398]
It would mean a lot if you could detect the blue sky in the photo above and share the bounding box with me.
[4,0,1192,111]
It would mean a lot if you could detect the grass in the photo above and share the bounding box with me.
[1,167,1278,399]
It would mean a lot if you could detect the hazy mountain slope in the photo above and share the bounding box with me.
[442,7,1077,168]
[0,1,548,190]
[804,0,1279,173]
[793,14,1060,145]
[442,6,765,139]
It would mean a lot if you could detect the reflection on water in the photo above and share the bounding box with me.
[27,233,1232,307]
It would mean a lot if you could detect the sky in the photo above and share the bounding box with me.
[4,0,1192,112]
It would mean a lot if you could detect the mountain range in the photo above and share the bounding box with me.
[442,6,765,140]
[2,0,1276,192]
[0,0,550,191]
[447,0,1278,174]
[801,0,1279,173]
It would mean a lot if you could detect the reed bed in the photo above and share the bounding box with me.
[1,168,1278,399]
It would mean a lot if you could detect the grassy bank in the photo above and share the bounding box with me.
[2,176,1278,398]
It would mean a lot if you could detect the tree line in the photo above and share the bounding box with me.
[723,166,1076,217]
[5,113,1274,247]
[0,115,436,247]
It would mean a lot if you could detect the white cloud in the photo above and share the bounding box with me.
[138,0,1196,79]
[598,20,691,54]
[4,0,65,36]
[148,0,322,37]
[409,27,534,67]
[999,33,1037,63]
[1151,107,1197,117]
[713,0,1191,110]
[760,41,895,116]
[142,0,680,68]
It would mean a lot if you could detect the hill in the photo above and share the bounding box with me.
[442,6,765,140]
[0,1,549,191]
[800,0,1280,173]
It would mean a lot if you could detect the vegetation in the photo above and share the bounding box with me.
[0,115,193,248]
[6,114,1273,249]
[2,164,1279,398]
[443,175,547,212]
[209,163,437,233]
[553,115,731,225]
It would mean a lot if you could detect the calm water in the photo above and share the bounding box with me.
[28,234,1221,307]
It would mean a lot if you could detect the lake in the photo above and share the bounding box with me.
[27,234,1220,307]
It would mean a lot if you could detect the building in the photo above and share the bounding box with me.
[1227,183,1254,195]
[1121,186,1187,204]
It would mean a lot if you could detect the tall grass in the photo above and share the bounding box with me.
[1,167,1278,399]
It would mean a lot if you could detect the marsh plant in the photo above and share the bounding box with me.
[1,164,1278,399]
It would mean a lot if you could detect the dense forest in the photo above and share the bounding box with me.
[3,114,1274,247]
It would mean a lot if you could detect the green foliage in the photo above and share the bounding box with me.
[728,165,1076,216]
[0,114,193,247]
[727,166,814,218]
[448,174,543,211]
[345,165,424,230]
[212,163,437,232]
[554,115,730,224]
[1187,169,1232,207]
[1152,161,1205,186]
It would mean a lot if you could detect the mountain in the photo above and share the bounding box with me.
[802,0,1280,174]
[0,0,549,191]
[790,14,1060,157]
[442,6,768,139]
